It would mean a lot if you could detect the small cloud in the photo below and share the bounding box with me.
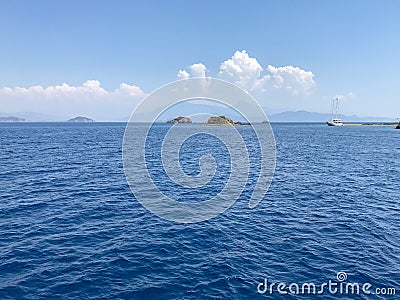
[176,63,207,79]
[189,63,207,78]
[115,83,145,97]
[177,70,190,80]
[336,92,356,100]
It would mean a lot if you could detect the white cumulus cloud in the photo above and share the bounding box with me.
[176,70,190,80]
[0,80,145,120]
[217,50,314,95]
[266,65,315,95]
[1,50,319,120]
[218,50,270,91]
[189,63,207,77]
[176,63,207,79]
[115,83,146,97]
[1,80,145,99]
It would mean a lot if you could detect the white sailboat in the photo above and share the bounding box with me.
[327,97,343,126]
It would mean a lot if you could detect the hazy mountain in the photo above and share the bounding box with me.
[0,111,65,122]
[0,116,26,122]
[268,110,395,122]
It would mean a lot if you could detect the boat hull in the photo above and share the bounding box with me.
[327,121,343,126]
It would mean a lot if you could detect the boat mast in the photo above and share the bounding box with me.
[335,97,339,119]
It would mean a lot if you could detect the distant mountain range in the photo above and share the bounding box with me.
[0,108,395,123]
[0,111,63,122]
[0,116,26,122]
[0,112,96,122]
[268,110,395,122]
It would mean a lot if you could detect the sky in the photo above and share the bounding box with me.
[0,0,399,120]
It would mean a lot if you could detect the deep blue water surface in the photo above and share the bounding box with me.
[0,122,399,299]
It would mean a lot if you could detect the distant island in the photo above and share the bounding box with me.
[0,116,26,122]
[67,116,94,123]
[167,116,192,123]
[205,116,249,126]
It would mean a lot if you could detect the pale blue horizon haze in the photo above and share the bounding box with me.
[0,0,399,120]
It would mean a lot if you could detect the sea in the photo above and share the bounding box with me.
[0,122,399,299]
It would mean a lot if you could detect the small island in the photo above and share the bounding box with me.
[67,116,94,123]
[0,116,26,122]
[205,116,249,126]
[167,116,192,124]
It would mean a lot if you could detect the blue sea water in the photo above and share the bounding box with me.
[0,122,399,299]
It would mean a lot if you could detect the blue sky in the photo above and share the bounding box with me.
[1,0,399,120]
